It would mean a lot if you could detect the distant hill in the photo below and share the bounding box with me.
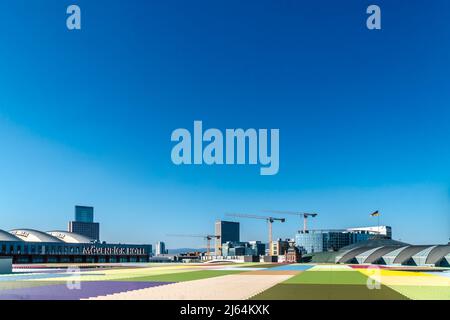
[167,248,207,254]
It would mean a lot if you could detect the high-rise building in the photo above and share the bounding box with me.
[155,241,167,256]
[74,205,94,223]
[68,206,100,241]
[215,220,240,255]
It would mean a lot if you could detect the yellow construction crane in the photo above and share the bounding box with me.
[266,210,318,232]
[167,234,221,256]
[225,213,286,254]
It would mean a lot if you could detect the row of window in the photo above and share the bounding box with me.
[0,243,84,255]
[0,243,149,256]
[14,256,147,263]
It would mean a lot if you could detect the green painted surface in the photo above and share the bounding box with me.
[389,285,450,300]
[0,281,66,291]
[284,270,369,285]
[239,264,280,269]
[251,283,409,300]
[116,270,243,283]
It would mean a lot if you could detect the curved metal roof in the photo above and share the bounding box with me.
[9,229,63,243]
[426,245,450,265]
[0,229,23,242]
[354,246,384,264]
[47,231,94,244]
[364,246,405,264]
[393,245,430,264]
[337,247,373,264]
[339,239,409,252]
[336,239,412,264]
[380,246,410,265]
[335,244,450,267]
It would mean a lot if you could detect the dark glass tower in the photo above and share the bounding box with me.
[74,206,94,223]
[215,220,240,255]
[68,206,100,241]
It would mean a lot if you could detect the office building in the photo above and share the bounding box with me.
[215,220,240,255]
[155,241,167,256]
[75,205,94,223]
[270,239,290,256]
[347,226,392,239]
[248,241,266,256]
[221,241,265,257]
[295,226,390,254]
[68,205,100,241]
[296,231,324,254]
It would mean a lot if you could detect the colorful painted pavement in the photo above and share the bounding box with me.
[0,281,170,300]
[0,263,448,300]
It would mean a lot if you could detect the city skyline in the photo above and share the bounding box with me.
[0,0,449,247]
[0,201,447,247]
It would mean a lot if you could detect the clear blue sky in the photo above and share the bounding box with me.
[0,0,449,247]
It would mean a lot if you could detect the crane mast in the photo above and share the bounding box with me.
[167,234,220,256]
[226,213,286,256]
[265,210,318,233]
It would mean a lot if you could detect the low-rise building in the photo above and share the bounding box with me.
[221,241,265,257]
[285,241,301,263]
[270,239,290,256]
[0,257,12,274]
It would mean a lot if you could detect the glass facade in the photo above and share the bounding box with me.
[0,240,151,264]
[248,241,266,256]
[221,241,265,257]
[75,206,94,223]
[70,206,100,241]
[295,230,373,254]
[215,221,240,254]
[69,221,100,241]
[155,241,167,255]
[295,232,324,254]
[324,232,352,251]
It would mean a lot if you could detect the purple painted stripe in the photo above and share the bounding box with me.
[0,281,172,300]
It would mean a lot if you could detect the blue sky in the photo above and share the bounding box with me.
[0,0,449,247]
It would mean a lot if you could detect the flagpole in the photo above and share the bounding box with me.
[378,214,380,237]
[370,211,381,238]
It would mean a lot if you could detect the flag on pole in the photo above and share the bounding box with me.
[370,210,380,217]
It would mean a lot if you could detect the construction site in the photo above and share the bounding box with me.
[1,209,448,300]
[162,211,450,268]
